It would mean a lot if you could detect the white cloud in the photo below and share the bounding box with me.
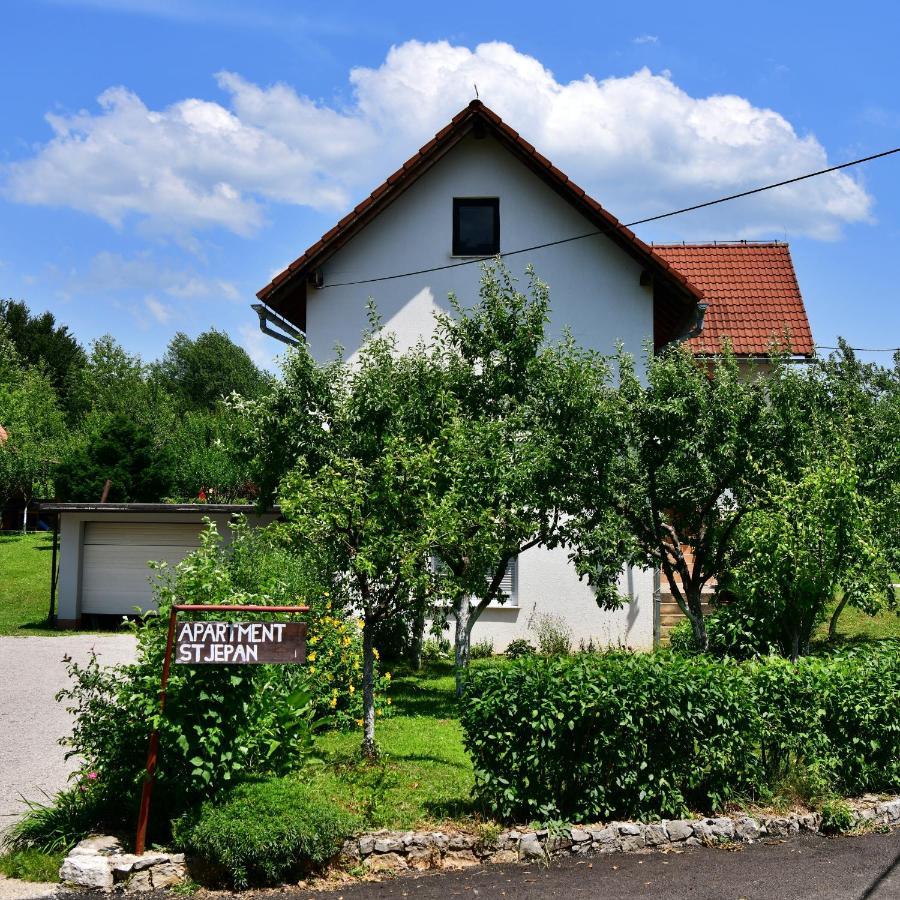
[5,40,873,241]
[144,295,173,324]
[62,251,240,301]
[633,34,659,45]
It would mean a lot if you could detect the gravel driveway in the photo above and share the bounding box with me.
[0,635,136,835]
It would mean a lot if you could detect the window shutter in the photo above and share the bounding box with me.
[491,557,517,606]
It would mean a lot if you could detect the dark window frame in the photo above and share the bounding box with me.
[452,197,500,256]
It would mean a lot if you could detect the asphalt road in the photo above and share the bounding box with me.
[299,830,900,900]
[0,635,136,834]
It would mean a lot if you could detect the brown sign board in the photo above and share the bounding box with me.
[174,620,306,665]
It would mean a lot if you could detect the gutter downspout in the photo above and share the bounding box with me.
[251,303,305,347]
[672,302,709,345]
[652,567,661,648]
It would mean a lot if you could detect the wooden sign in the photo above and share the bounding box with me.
[175,620,306,664]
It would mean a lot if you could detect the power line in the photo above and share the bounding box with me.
[321,144,900,290]
[816,345,900,353]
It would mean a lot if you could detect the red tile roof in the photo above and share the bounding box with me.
[257,100,702,321]
[653,242,814,357]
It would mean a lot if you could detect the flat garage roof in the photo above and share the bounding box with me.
[40,503,280,515]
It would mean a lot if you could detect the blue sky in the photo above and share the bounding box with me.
[3,0,899,369]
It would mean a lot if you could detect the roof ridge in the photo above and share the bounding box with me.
[650,241,788,249]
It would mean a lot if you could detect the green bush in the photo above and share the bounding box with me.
[462,643,900,823]
[504,638,535,659]
[421,637,452,661]
[533,613,572,656]
[53,520,379,843]
[469,639,495,660]
[172,777,358,888]
[668,603,779,659]
[819,798,855,834]
[463,651,762,822]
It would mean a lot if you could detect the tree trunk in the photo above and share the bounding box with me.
[454,598,471,698]
[361,617,378,759]
[828,594,849,641]
[790,628,800,663]
[408,606,426,670]
[22,496,29,533]
[682,584,708,651]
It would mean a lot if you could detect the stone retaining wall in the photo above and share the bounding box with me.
[341,798,900,873]
[57,798,900,890]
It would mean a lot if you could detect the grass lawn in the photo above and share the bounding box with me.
[308,663,477,830]
[0,849,64,882]
[0,531,58,636]
[814,594,900,644]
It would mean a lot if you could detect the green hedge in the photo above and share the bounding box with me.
[172,777,359,888]
[461,643,900,822]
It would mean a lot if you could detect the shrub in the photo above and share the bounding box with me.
[4,782,106,853]
[469,639,495,660]
[53,520,380,843]
[463,652,762,822]
[504,638,535,659]
[668,604,779,659]
[820,799,855,834]
[172,777,358,888]
[532,613,572,656]
[462,643,900,823]
[421,637,452,661]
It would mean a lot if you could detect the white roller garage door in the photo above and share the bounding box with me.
[81,522,203,615]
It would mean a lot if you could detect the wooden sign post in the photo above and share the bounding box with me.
[134,603,309,855]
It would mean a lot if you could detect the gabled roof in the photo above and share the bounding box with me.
[652,242,814,357]
[257,99,703,321]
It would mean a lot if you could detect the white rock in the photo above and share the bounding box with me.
[60,854,114,890]
[665,820,693,842]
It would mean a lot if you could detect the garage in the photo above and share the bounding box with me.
[81,522,205,615]
[42,503,280,627]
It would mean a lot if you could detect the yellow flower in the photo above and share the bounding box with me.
[329,696,338,708]
[384,672,391,681]
[377,709,383,716]
[309,666,316,674]
[372,648,380,660]
[348,684,355,694]
[356,619,364,629]
[307,651,317,662]
[387,698,392,705]
[356,719,363,727]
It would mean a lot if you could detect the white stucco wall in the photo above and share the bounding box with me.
[305,134,653,364]
[303,133,658,650]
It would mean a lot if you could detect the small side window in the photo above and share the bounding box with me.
[453,198,500,256]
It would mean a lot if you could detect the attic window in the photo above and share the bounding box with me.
[453,198,500,256]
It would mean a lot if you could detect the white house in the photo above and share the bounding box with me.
[254,100,814,651]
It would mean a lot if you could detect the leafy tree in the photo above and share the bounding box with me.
[167,408,253,503]
[153,329,267,412]
[0,299,86,413]
[730,442,892,659]
[0,322,69,525]
[55,413,175,502]
[276,330,437,757]
[425,264,617,692]
[810,343,900,637]
[69,335,174,428]
[569,344,773,651]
